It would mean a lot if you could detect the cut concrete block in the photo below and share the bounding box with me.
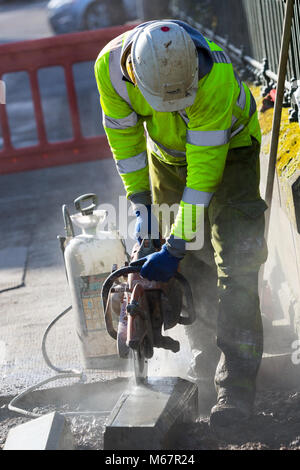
[103,377,198,450]
[4,412,74,450]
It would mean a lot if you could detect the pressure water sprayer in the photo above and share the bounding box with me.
[8,194,128,419]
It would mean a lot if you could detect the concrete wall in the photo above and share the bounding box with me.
[253,85,300,353]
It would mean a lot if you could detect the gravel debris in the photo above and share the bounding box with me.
[1,388,300,450]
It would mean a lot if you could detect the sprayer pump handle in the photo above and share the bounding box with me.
[74,193,98,215]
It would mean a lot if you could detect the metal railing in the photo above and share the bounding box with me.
[170,0,300,121]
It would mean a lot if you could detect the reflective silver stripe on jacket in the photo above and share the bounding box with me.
[109,42,132,107]
[147,134,186,159]
[152,137,186,159]
[212,50,231,64]
[115,151,148,174]
[234,72,256,116]
[182,187,213,207]
[103,110,138,129]
[231,115,238,127]
[236,82,247,111]
[231,124,245,138]
[178,110,189,125]
[147,135,165,159]
[187,128,231,147]
[249,92,257,117]
[231,75,256,137]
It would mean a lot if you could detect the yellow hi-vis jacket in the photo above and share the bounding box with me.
[94,21,261,242]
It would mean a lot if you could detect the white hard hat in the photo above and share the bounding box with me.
[128,21,199,112]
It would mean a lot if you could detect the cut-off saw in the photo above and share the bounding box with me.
[101,239,196,384]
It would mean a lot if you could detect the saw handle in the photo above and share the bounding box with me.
[173,271,196,326]
[101,264,195,340]
[101,266,141,340]
[74,193,98,215]
[128,259,196,325]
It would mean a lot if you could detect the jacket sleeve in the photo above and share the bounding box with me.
[171,81,234,242]
[94,51,150,199]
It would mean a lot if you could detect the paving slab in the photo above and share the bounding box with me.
[4,411,74,450]
[103,377,198,450]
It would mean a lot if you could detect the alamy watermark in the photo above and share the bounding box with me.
[93,196,205,251]
[0,80,6,104]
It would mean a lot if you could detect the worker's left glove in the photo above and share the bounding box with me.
[131,243,184,282]
[133,204,160,246]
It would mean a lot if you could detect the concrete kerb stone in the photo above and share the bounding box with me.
[4,411,74,450]
[103,377,198,450]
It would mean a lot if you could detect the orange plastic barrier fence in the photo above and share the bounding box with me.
[0,25,135,174]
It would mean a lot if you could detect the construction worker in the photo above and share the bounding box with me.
[94,20,268,428]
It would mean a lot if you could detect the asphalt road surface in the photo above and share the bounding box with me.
[0,1,124,395]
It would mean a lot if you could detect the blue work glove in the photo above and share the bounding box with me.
[134,204,160,246]
[131,244,182,282]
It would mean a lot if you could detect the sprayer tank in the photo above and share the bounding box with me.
[63,198,127,370]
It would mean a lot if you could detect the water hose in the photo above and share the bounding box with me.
[8,306,109,419]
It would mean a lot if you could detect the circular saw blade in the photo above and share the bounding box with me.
[132,345,148,385]
[117,302,130,358]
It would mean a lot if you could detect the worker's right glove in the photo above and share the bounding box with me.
[130,234,186,282]
[131,243,182,282]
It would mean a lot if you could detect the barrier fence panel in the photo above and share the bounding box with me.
[0,25,135,175]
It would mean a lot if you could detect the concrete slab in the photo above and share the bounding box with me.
[4,411,74,450]
[103,377,198,450]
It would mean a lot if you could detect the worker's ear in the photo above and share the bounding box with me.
[126,53,137,86]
